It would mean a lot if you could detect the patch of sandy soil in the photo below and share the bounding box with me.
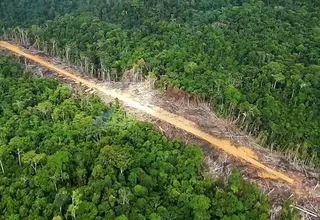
[1,41,319,219]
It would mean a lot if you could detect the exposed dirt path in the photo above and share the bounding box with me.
[0,40,296,186]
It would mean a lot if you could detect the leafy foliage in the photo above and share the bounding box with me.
[0,56,272,219]
[0,0,81,27]
[2,0,318,165]
[280,200,301,220]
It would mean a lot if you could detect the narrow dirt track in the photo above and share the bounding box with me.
[0,41,295,186]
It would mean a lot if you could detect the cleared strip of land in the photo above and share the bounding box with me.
[0,41,294,185]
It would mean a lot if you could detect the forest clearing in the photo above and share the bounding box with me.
[1,1,320,219]
[1,41,319,217]
[0,41,294,184]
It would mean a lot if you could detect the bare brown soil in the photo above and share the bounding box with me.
[1,41,319,219]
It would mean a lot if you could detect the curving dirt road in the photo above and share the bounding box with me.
[0,41,294,185]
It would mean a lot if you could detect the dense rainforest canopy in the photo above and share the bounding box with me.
[1,0,319,165]
[0,55,285,219]
[0,0,317,219]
